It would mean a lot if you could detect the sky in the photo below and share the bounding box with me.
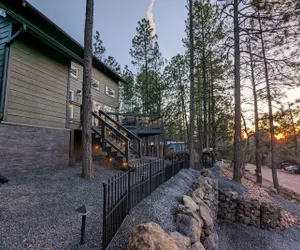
[27,0,187,71]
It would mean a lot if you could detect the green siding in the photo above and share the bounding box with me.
[0,17,12,118]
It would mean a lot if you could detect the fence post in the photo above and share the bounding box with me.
[127,168,131,213]
[102,183,107,249]
[149,160,152,191]
[141,174,144,198]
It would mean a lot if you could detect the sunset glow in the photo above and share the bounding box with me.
[275,133,285,140]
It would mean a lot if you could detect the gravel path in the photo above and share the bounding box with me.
[107,168,199,250]
[0,164,121,250]
[217,220,300,250]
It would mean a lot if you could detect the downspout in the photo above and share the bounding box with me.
[0,23,26,121]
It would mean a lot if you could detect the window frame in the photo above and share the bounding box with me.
[70,65,78,79]
[92,78,100,90]
[105,86,115,98]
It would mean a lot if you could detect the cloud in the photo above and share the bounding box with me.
[147,0,157,38]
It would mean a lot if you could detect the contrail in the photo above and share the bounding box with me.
[147,0,157,38]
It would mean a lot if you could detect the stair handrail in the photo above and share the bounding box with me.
[92,112,130,142]
[99,110,142,142]
[91,127,127,157]
[92,112,130,163]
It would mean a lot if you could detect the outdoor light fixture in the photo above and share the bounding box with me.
[122,162,128,168]
[124,132,128,137]
[122,141,126,146]
[95,145,100,149]
[76,205,89,245]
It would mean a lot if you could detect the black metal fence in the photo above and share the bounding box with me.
[102,153,189,249]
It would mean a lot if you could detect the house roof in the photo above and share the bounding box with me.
[3,0,126,84]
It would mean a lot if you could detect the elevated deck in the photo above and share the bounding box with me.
[106,112,165,137]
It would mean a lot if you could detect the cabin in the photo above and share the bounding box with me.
[0,0,165,176]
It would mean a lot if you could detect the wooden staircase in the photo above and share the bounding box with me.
[91,111,142,168]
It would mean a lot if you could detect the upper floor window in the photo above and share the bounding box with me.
[70,65,78,79]
[92,79,100,90]
[69,90,74,101]
[105,86,115,98]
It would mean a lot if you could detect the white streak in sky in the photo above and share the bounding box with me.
[147,0,157,38]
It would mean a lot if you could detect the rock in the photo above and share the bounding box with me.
[191,241,206,250]
[193,176,207,190]
[128,222,179,250]
[269,186,278,195]
[177,204,203,223]
[202,233,218,250]
[199,206,214,230]
[183,195,199,212]
[170,232,191,250]
[192,188,205,203]
[200,169,214,179]
[205,177,214,186]
[177,213,203,243]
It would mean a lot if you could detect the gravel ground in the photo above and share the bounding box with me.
[0,163,121,250]
[270,193,300,217]
[217,220,300,250]
[107,168,200,250]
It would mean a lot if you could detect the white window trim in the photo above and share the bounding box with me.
[92,78,100,90]
[69,90,74,101]
[70,65,78,79]
[105,86,115,98]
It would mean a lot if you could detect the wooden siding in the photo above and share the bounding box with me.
[70,61,119,110]
[5,38,69,128]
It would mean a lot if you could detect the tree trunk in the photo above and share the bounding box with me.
[189,0,195,168]
[82,0,94,179]
[258,11,279,192]
[248,40,262,184]
[209,54,216,150]
[200,5,207,149]
[233,0,242,183]
[288,102,298,159]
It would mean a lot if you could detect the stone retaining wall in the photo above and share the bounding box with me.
[0,123,70,177]
[218,188,282,231]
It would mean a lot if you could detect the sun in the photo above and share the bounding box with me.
[275,133,285,140]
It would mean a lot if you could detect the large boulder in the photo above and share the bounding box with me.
[170,232,191,250]
[192,188,205,204]
[178,204,203,223]
[191,241,206,250]
[199,206,214,230]
[177,213,203,243]
[183,195,199,212]
[202,233,218,250]
[128,222,179,250]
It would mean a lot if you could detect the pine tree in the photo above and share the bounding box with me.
[93,30,106,61]
[82,0,94,179]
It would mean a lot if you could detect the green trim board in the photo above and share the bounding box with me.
[0,16,11,120]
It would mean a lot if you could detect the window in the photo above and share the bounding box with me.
[92,79,100,90]
[105,86,115,98]
[69,90,74,101]
[70,65,78,79]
